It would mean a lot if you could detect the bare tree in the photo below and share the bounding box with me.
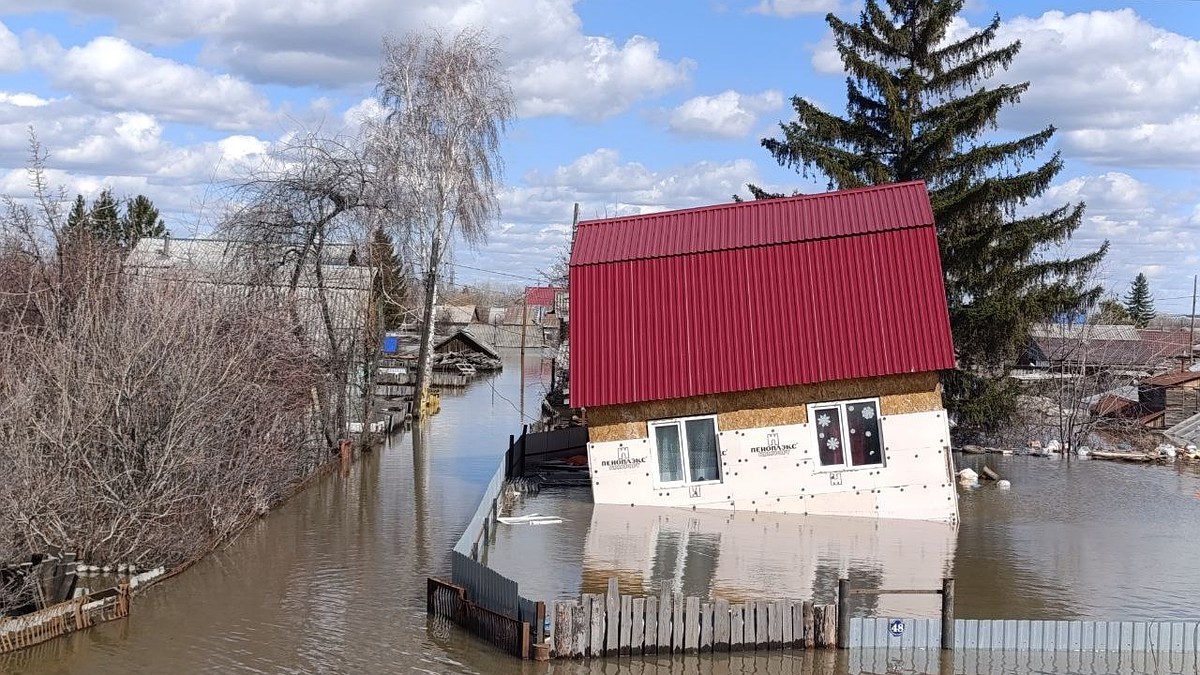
[0,133,328,601]
[222,130,379,448]
[369,27,513,417]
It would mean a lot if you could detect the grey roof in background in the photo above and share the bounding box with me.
[1029,324,1141,341]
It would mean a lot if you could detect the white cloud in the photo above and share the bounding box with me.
[1031,173,1199,308]
[4,0,692,121]
[0,21,21,72]
[808,9,1200,168]
[668,89,783,138]
[751,0,838,17]
[514,148,766,221]
[36,36,274,130]
[512,35,693,121]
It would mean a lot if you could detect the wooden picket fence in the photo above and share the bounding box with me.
[551,577,837,658]
[0,583,130,654]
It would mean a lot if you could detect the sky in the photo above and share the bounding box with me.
[0,0,1197,311]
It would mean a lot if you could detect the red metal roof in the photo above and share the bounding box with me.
[569,181,956,408]
[1143,370,1200,387]
[525,286,562,308]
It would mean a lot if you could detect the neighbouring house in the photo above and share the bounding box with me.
[570,181,959,522]
[525,286,564,309]
[1140,371,1200,429]
[434,328,501,361]
[1019,325,1194,376]
[126,236,374,357]
[438,304,476,326]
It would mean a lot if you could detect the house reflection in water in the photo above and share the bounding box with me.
[582,504,956,618]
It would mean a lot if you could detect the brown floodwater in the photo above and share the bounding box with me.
[4,351,1200,675]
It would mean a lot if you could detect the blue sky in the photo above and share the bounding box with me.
[0,0,1197,311]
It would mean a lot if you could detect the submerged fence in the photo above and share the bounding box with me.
[429,455,547,659]
[551,577,837,659]
[0,583,130,654]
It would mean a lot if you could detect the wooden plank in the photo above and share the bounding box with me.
[658,585,672,652]
[631,597,645,654]
[769,601,783,649]
[714,598,731,652]
[684,596,700,653]
[605,579,620,656]
[572,599,588,659]
[731,604,745,651]
[553,601,573,657]
[672,592,685,653]
[789,601,803,649]
[700,602,714,653]
[781,600,794,648]
[803,600,815,649]
[739,598,748,648]
[588,594,605,658]
[755,601,769,649]
[645,596,659,655]
[816,604,837,648]
[619,595,632,655]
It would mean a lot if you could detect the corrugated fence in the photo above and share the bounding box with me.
[850,617,1200,653]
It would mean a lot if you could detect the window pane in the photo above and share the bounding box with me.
[847,401,883,466]
[684,418,720,483]
[655,424,684,483]
[814,406,845,466]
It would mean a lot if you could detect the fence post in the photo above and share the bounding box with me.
[506,434,515,479]
[940,577,955,650]
[837,577,850,649]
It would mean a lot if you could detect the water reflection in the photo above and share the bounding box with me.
[580,505,956,618]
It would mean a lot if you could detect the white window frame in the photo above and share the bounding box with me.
[808,398,886,472]
[648,414,724,489]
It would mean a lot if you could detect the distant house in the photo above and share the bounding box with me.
[571,181,959,522]
[438,304,476,326]
[434,329,500,360]
[1020,325,1193,375]
[1140,371,1200,429]
[525,286,563,309]
[126,236,374,357]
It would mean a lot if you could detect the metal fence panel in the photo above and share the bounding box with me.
[451,551,519,620]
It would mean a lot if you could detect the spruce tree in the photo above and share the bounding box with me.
[756,0,1107,432]
[121,194,167,251]
[368,227,410,330]
[66,194,90,231]
[1123,273,1155,328]
[88,189,121,243]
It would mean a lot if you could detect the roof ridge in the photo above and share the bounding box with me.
[575,180,929,228]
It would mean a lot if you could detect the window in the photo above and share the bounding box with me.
[650,415,722,486]
[811,399,884,469]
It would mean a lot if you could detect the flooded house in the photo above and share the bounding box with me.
[570,181,959,521]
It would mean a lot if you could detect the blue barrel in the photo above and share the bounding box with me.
[383,335,399,354]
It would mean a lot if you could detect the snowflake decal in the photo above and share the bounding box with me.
[861,406,876,420]
[826,437,841,451]
[817,413,831,428]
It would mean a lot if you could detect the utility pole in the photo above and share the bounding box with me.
[414,235,441,418]
[519,291,528,424]
[1190,274,1197,366]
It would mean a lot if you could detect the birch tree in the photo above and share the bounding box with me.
[369,28,513,417]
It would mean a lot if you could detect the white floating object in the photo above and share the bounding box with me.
[997,479,1011,489]
[76,563,89,574]
[117,564,128,573]
[88,565,100,573]
[101,565,112,573]
[497,514,562,525]
[126,564,137,574]
[957,468,979,482]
